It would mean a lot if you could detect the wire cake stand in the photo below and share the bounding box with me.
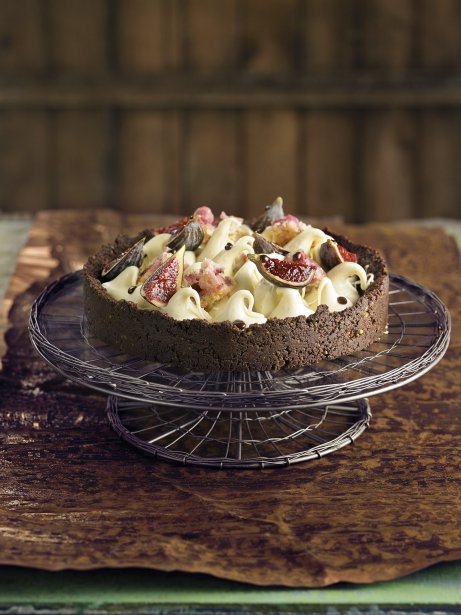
[29,271,450,468]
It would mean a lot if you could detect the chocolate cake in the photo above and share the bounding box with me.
[83,201,388,371]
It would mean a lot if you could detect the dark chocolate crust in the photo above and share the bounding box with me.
[83,230,389,371]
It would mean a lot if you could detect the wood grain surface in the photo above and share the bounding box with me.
[2,1,461,222]
[0,211,460,588]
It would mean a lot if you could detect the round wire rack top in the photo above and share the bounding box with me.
[29,270,450,410]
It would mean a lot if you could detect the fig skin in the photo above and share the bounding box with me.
[247,253,317,289]
[320,239,358,271]
[250,197,285,233]
[141,246,185,307]
[167,218,204,252]
[253,232,288,256]
[101,237,145,282]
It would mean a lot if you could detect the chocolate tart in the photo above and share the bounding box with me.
[83,230,389,371]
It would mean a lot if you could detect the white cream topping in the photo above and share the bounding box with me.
[102,266,155,310]
[102,266,138,301]
[162,287,212,321]
[212,235,255,276]
[327,262,369,304]
[270,288,314,319]
[143,233,171,263]
[211,290,267,326]
[233,259,262,293]
[283,226,331,259]
[184,250,196,269]
[197,217,234,261]
[253,278,281,316]
[305,277,352,313]
[102,214,375,327]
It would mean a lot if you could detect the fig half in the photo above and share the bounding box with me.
[101,238,145,282]
[167,217,204,252]
[140,246,185,307]
[247,253,317,288]
[250,197,285,233]
[320,239,358,271]
[253,232,288,256]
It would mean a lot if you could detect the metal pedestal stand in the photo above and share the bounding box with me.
[30,271,450,468]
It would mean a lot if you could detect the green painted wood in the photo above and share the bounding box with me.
[1,562,461,607]
[0,215,31,303]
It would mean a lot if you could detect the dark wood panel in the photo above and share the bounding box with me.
[0,0,459,221]
[185,111,241,215]
[363,0,414,74]
[116,0,183,73]
[242,0,298,74]
[48,0,108,74]
[0,111,49,212]
[0,0,46,73]
[244,110,298,216]
[361,110,416,222]
[4,79,461,109]
[418,110,461,218]
[419,0,461,71]
[360,0,416,222]
[302,1,358,222]
[53,111,111,210]
[303,0,358,72]
[185,0,238,72]
[303,111,357,222]
[118,111,183,215]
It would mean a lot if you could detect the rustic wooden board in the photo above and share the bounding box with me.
[0,211,460,588]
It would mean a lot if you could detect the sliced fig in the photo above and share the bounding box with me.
[320,239,358,271]
[101,238,145,282]
[253,232,288,256]
[247,253,317,288]
[167,217,204,252]
[250,197,285,233]
[338,243,358,263]
[140,246,185,307]
[287,251,326,281]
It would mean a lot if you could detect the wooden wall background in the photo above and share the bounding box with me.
[0,0,460,222]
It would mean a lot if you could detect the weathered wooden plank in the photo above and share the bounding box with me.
[4,80,461,109]
[363,0,414,74]
[1,211,460,589]
[185,0,238,72]
[419,0,461,70]
[360,0,416,222]
[185,111,240,214]
[361,110,416,222]
[0,112,48,212]
[53,111,111,210]
[418,111,461,219]
[302,112,356,222]
[241,0,298,74]
[303,0,358,71]
[118,111,182,214]
[116,0,183,73]
[0,0,46,73]
[302,1,358,222]
[244,110,298,216]
[416,1,461,219]
[48,0,108,73]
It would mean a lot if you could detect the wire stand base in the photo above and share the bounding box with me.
[107,396,372,468]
